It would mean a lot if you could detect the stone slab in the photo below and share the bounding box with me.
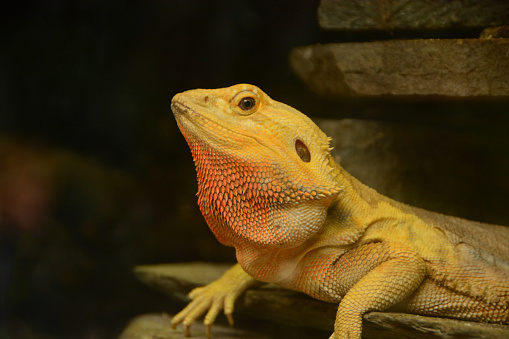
[318,0,509,31]
[130,263,509,339]
[480,25,509,38]
[290,38,509,97]
[314,118,509,224]
[118,313,277,339]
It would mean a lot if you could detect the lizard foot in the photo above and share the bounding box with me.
[170,264,258,338]
[171,284,236,338]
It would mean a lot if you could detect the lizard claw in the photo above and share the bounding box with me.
[184,324,190,337]
[226,312,234,327]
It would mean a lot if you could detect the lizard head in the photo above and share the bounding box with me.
[172,84,341,248]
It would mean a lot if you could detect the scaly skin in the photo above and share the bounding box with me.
[170,84,509,338]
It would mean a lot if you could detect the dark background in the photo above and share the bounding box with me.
[1,1,329,338]
[0,1,507,338]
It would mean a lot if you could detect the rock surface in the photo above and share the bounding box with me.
[290,38,509,97]
[126,263,509,339]
[313,118,509,224]
[480,25,509,38]
[318,0,509,31]
[119,313,280,339]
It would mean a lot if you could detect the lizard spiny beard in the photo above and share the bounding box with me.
[187,135,339,247]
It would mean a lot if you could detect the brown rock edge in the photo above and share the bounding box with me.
[318,0,509,31]
[480,25,509,38]
[290,38,509,98]
[123,263,509,339]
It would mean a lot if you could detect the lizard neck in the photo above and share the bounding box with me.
[235,162,387,283]
[325,164,387,244]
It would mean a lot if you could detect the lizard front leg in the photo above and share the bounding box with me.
[302,241,427,339]
[171,263,261,338]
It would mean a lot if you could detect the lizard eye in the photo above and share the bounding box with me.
[231,90,260,116]
[295,139,311,162]
[239,97,256,111]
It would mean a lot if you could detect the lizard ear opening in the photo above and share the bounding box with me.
[295,139,311,163]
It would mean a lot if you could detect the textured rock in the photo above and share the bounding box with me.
[131,263,509,339]
[318,0,509,31]
[480,25,509,38]
[363,312,509,339]
[134,263,231,303]
[119,313,183,339]
[314,118,509,222]
[119,313,273,339]
[290,38,509,97]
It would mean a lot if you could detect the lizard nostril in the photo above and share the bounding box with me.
[204,96,209,103]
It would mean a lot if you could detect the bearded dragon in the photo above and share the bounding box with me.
[170,84,509,339]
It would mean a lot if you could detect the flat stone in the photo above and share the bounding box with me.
[118,313,275,339]
[314,118,509,225]
[119,313,183,339]
[134,262,231,303]
[290,38,509,97]
[318,0,509,31]
[131,263,509,339]
[363,313,509,339]
[480,25,509,38]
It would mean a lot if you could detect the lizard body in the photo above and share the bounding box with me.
[170,84,509,338]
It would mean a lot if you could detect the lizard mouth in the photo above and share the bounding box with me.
[171,99,272,151]
[172,100,237,136]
